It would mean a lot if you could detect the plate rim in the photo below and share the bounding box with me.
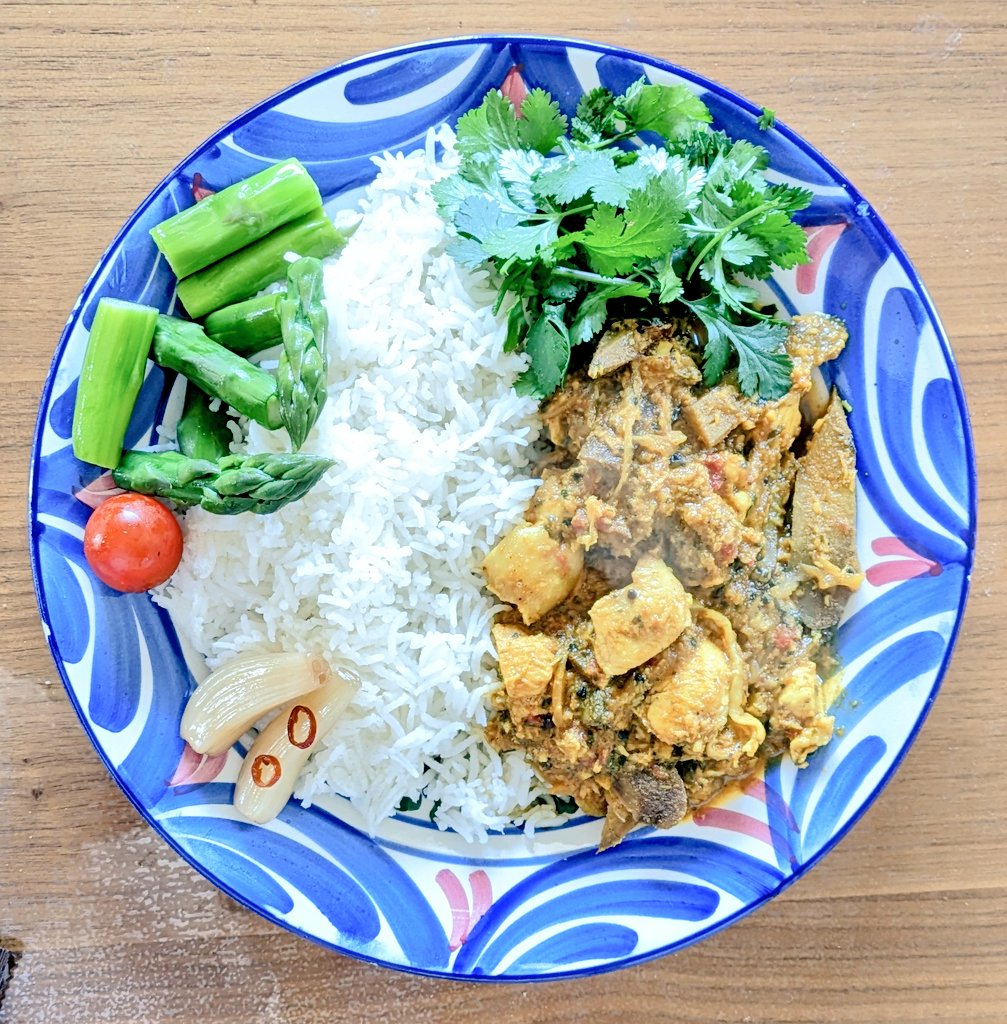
[27,33,978,982]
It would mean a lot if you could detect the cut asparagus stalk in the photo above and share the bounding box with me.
[150,159,323,279]
[277,257,328,450]
[176,386,232,462]
[203,293,282,355]
[175,210,347,318]
[113,449,334,516]
[151,315,281,430]
[72,297,158,468]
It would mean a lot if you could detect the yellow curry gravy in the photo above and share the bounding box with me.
[482,314,861,849]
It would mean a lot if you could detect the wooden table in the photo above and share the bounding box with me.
[2,3,1003,1021]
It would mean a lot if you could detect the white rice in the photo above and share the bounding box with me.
[154,128,558,841]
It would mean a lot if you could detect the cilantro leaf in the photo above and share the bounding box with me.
[650,251,684,303]
[719,232,767,267]
[534,149,653,207]
[454,89,521,159]
[570,86,618,144]
[454,193,520,243]
[757,107,776,130]
[446,235,490,269]
[686,296,793,398]
[496,148,545,212]
[569,281,650,344]
[504,297,528,352]
[620,80,712,139]
[481,219,560,261]
[431,174,482,220]
[517,88,568,153]
[579,177,687,276]
[515,312,570,397]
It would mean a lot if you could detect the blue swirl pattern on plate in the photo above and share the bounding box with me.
[28,37,976,980]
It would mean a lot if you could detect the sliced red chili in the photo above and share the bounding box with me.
[251,754,281,788]
[287,705,317,749]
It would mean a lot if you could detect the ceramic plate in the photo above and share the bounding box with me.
[29,36,976,979]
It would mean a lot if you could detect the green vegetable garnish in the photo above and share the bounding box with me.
[176,386,232,463]
[276,256,329,451]
[757,107,776,131]
[151,315,282,430]
[204,293,283,355]
[149,158,323,279]
[71,298,159,468]
[175,209,348,318]
[112,449,334,516]
[434,78,812,399]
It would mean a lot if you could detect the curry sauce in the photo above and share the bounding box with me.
[482,313,861,849]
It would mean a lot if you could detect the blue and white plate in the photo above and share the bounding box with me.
[29,37,976,979]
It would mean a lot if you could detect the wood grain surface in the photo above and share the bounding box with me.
[2,2,1004,1021]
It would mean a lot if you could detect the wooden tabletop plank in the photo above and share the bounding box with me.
[2,2,1004,1021]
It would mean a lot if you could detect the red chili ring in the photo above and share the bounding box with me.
[251,754,281,788]
[287,705,317,749]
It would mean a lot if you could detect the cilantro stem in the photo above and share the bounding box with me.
[686,201,778,280]
[552,266,639,288]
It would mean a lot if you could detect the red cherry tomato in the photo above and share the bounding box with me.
[83,493,184,592]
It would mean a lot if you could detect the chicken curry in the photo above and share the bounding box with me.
[482,313,862,849]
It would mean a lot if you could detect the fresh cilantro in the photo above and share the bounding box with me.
[570,87,620,145]
[757,106,776,130]
[453,89,521,159]
[516,311,570,397]
[620,80,713,139]
[481,219,559,261]
[534,149,652,207]
[579,176,688,276]
[435,77,811,398]
[517,88,568,153]
[686,295,793,399]
[570,280,651,344]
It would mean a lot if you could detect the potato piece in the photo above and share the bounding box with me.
[483,523,584,624]
[491,624,560,722]
[682,384,747,447]
[646,637,731,752]
[588,555,691,677]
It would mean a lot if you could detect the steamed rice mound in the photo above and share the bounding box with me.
[154,130,554,841]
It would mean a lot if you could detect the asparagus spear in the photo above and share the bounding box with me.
[176,210,348,318]
[72,298,158,468]
[151,315,282,430]
[203,293,282,355]
[277,257,328,450]
[150,159,323,279]
[176,386,233,462]
[113,449,334,515]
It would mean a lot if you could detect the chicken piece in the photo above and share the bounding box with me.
[682,384,747,447]
[599,764,688,850]
[491,624,560,723]
[769,659,834,764]
[645,636,731,753]
[483,523,584,625]
[588,555,691,677]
